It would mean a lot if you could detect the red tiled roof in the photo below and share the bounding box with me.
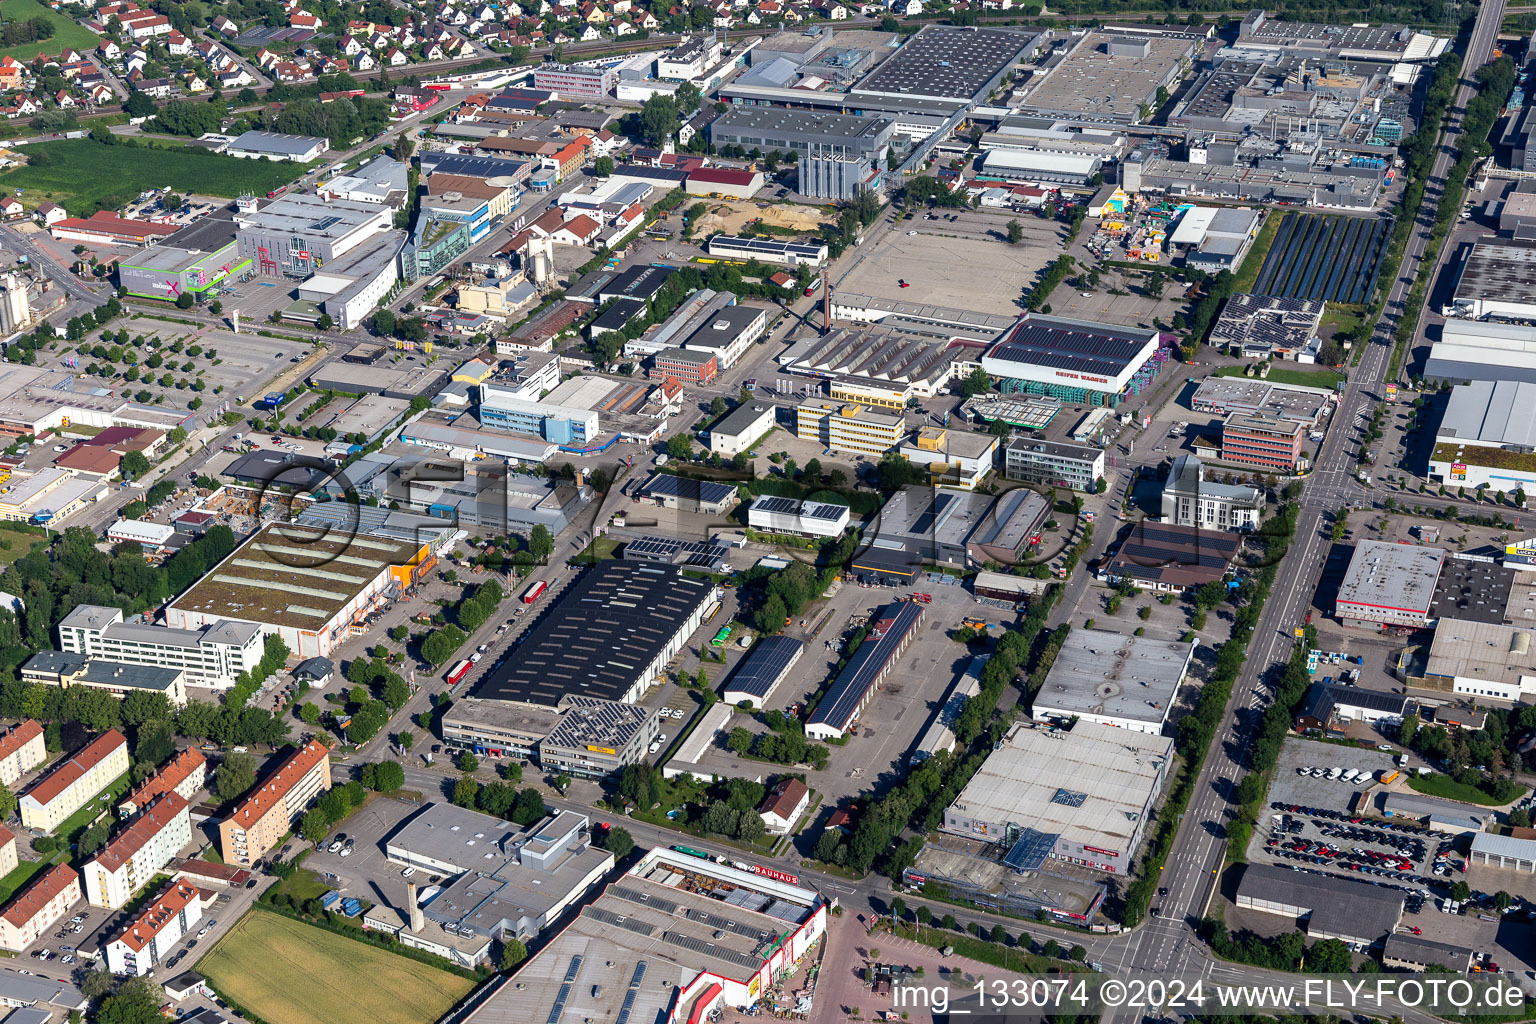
[0,720,42,764]
[51,212,177,241]
[557,213,599,239]
[124,747,205,810]
[24,730,126,809]
[225,739,328,831]
[0,824,16,851]
[112,881,202,952]
[759,777,808,819]
[1,863,78,927]
[89,792,187,873]
[53,445,120,475]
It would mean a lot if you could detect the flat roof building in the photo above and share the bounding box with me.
[226,130,328,162]
[796,399,905,457]
[705,236,828,267]
[58,604,262,690]
[1448,240,1536,323]
[1422,618,1536,703]
[235,193,392,278]
[1220,411,1307,472]
[1003,437,1105,491]
[747,495,850,540]
[1032,631,1194,734]
[1162,453,1264,532]
[1102,521,1242,592]
[942,720,1174,874]
[806,601,924,740]
[468,562,719,708]
[710,107,894,160]
[1020,31,1197,120]
[1210,293,1326,359]
[982,314,1161,404]
[850,25,1037,105]
[1189,376,1335,425]
[1234,862,1403,946]
[897,427,999,491]
[1335,540,1446,628]
[1429,379,1536,493]
[1425,319,1536,386]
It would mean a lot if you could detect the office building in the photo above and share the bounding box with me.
[217,739,332,867]
[1220,411,1307,472]
[1032,631,1195,734]
[82,793,191,909]
[897,427,999,490]
[681,304,768,369]
[0,864,81,952]
[710,107,894,162]
[469,562,719,709]
[1335,540,1445,628]
[298,232,406,331]
[981,314,1161,405]
[0,720,45,787]
[795,399,904,456]
[166,522,432,660]
[1003,437,1105,491]
[941,720,1174,874]
[1234,862,1403,947]
[703,401,775,456]
[385,805,611,950]
[1161,454,1263,530]
[58,605,262,690]
[651,347,718,386]
[1101,521,1242,592]
[441,694,660,778]
[104,881,208,977]
[1189,377,1335,425]
[780,327,960,407]
[747,496,850,539]
[806,601,924,740]
[225,130,329,162]
[20,654,188,708]
[658,33,723,79]
[20,730,129,832]
[477,385,600,445]
[459,849,827,1024]
[531,63,616,99]
[234,193,393,278]
[120,748,207,817]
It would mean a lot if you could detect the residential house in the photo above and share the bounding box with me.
[0,864,81,952]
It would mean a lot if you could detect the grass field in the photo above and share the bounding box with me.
[0,859,49,904]
[53,769,130,840]
[1215,364,1345,391]
[0,0,97,60]
[0,140,309,213]
[0,523,44,569]
[1409,773,1526,807]
[199,909,475,1024]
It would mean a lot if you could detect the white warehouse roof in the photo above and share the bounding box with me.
[106,519,176,546]
[981,148,1101,176]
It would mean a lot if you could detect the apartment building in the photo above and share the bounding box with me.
[795,399,904,456]
[119,747,207,817]
[0,720,45,787]
[20,730,130,832]
[105,881,206,976]
[1003,437,1105,491]
[0,825,17,879]
[0,863,81,951]
[1220,412,1306,473]
[218,739,332,867]
[83,793,192,909]
[58,605,263,689]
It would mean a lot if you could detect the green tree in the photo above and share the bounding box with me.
[1042,938,1060,958]
[120,449,150,480]
[1399,713,1418,748]
[78,820,109,857]
[373,308,396,336]
[175,292,194,310]
[459,751,480,772]
[530,524,553,560]
[97,977,165,1024]
[666,433,693,460]
[1450,880,1472,903]
[301,807,331,842]
[298,702,322,725]
[1005,219,1023,244]
[592,155,614,176]
[214,751,257,801]
[499,938,528,971]
[601,825,635,860]
[371,760,405,792]
[453,774,480,808]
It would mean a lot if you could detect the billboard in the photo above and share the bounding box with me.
[1507,538,1536,568]
[1450,463,1467,482]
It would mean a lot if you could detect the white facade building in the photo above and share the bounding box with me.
[746,495,850,539]
[58,605,263,689]
[104,881,206,976]
[83,793,191,909]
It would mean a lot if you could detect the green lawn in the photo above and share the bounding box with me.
[1215,364,1344,391]
[1231,212,1284,295]
[1409,773,1525,807]
[52,769,130,840]
[0,859,50,903]
[0,140,311,214]
[0,524,44,569]
[0,0,97,60]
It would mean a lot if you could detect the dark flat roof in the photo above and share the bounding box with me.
[986,314,1157,379]
[468,561,716,707]
[641,473,738,505]
[1105,521,1241,589]
[1236,862,1403,943]
[852,25,1036,102]
[165,207,238,254]
[807,601,924,732]
[722,635,804,700]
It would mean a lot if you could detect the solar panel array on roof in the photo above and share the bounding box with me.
[988,317,1154,379]
[722,635,804,701]
[723,886,771,912]
[753,495,801,516]
[642,473,738,505]
[807,602,924,732]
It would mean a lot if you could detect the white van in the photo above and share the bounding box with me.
[1327,766,1343,780]
[1341,769,1360,783]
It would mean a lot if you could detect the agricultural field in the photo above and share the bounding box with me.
[1252,212,1389,304]
[0,140,307,215]
[198,909,475,1024]
[0,0,97,60]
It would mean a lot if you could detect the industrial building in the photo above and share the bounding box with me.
[799,152,879,201]
[57,605,262,689]
[225,130,328,162]
[116,211,251,302]
[234,193,393,278]
[911,655,987,764]
[20,730,130,832]
[307,359,449,401]
[1293,681,1408,732]
[1019,31,1197,121]
[684,168,764,200]
[1234,862,1403,947]
[703,401,776,456]
[1382,933,1474,973]
[747,496,850,539]
[1424,319,1536,386]
[1429,379,1536,492]
[317,154,410,205]
[383,804,613,958]
[1220,411,1308,472]
[709,107,893,162]
[1003,437,1105,491]
[165,522,432,661]
[351,458,593,535]
[637,473,740,515]
[1189,376,1335,425]
[1168,206,1262,272]
[217,739,333,867]
[941,720,1174,874]
[778,327,960,407]
[1469,831,1536,874]
[441,693,660,777]
[720,636,805,709]
[896,427,999,490]
[1101,521,1242,592]
[468,562,719,709]
[979,148,1103,186]
[680,304,769,369]
[1335,540,1445,628]
[1421,618,1536,703]
[981,314,1162,405]
[805,601,924,740]
[1209,294,1326,360]
[1031,631,1195,734]
[1233,9,1448,62]
[849,25,1037,107]
[1161,454,1264,531]
[795,399,905,457]
[460,849,827,1024]
[1446,240,1536,322]
[705,236,828,267]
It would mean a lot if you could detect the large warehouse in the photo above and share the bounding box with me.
[941,720,1174,874]
[1446,240,1536,322]
[1420,618,1536,703]
[708,107,894,161]
[848,25,1038,107]
[234,193,394,278]
[467,561,720,708]
[117,211,252,302]
[1425,320,1536,386]
[1235,863,1404,947]
[1019,30,1197,120]
[981,314,1162,405]
[1335,539,1445,629]
[1429,379,1536,493]
[165,523,433,659]
[1031,630,1195,734]
[805,600,924,739]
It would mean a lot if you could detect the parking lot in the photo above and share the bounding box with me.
[304,795,426,919]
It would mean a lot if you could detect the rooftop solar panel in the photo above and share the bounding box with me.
[807,602,924,731]
[722,636,805,700]
[643,473,738,504]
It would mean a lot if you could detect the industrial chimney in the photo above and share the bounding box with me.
[406,881,424,932]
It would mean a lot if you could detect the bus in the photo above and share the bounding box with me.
[710,625,732,647]
[522,579,548,604]
[446,660,472,688]
[803,275,822,297]
[671,845,711,860]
